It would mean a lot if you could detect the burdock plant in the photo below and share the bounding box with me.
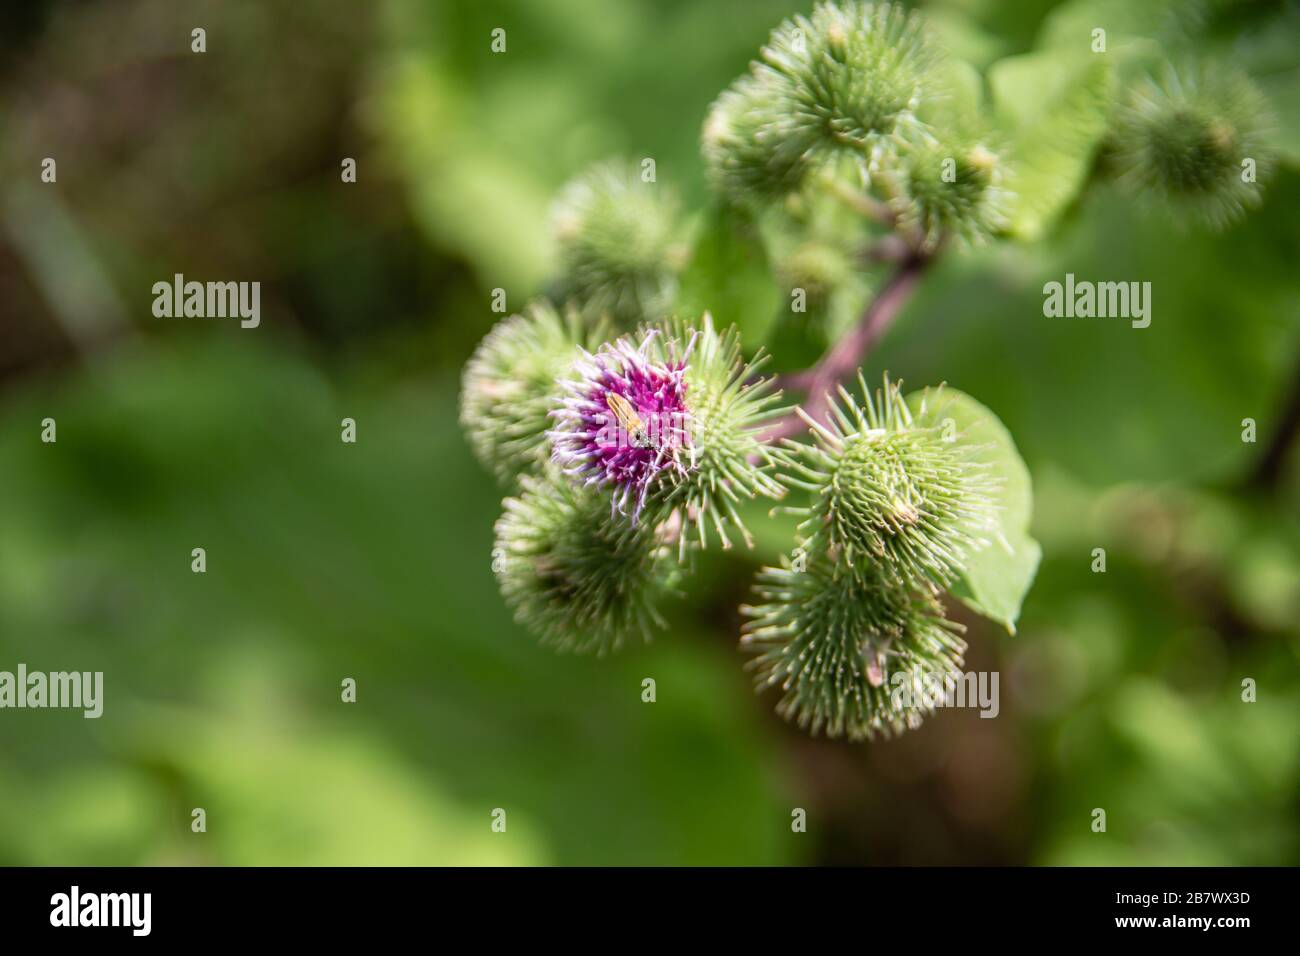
[741,552,966,740]
[461,302,609,485]
[1111,61,1275,228]
[549,318,787,549]
[782,373,999,589]
[460,1,1278,739]
[494,470,673,656]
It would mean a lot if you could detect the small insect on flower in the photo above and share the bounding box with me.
[865,645,887,688]
[605,391,653,449]
[550,330,696,524]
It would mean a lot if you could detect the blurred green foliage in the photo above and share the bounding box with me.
[0,342,794,864]
[1,0,1298,865]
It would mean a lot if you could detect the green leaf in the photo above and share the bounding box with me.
[676,202,782,347]
[1233,6,1300,169]
[908,387,1040,634]
[1035,0,1171,90]
[1036,0,1185,52]
[920,55,986,125]
[988,48,1114,240]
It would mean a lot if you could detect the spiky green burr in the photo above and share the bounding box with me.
[550,160,681,326]
[702,1,940,206]
[896,139,1007,248]
[494,471,672,656]
[460,301,605,485]
[783,373,999,589]
[741,549,966,740]
[761,1,936,168]
[1112,61,1274,229]
[702,69,822,204]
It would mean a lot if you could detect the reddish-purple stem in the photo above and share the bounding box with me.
[763,250,931,442]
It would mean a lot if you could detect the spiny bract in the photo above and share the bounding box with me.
[761,1,937,170]
[702,1,941,203]
[702,68,823,203]
[494,470,671,656]
[1112,61,1273,229]
[741,549,966,740]
[549,159,681,326]
[783,373,1000,588]
[897,139,1008,248]
[460,301,607,485]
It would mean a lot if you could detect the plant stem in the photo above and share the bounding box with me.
[763,248,932,442]
[821,174,897,227]
[1242,347,1300,494]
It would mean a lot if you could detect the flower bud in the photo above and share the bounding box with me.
[785,373,999,588]
[461,301,607,484]
[494,471,672,655]
[741,548,966,740]
[1112,61,1274,229]
[550,160,681,326]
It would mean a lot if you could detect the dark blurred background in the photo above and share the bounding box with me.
[0,0,1297,865]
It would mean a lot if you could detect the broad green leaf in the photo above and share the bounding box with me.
[919,55,986,127]
[1257,69,1300,169]
[1233,7,1300,169]
[1037,0,1186,52]
[0,341,794,866]
[948,530,1042,635]
[676,202,782,348]
[908,387,1040,633]
[1035,0,1170,89]
[988,48,1113,240]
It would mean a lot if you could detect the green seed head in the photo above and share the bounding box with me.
[1146,109,1239,193]
[494,471,672,656]
[785,373,999,588]
[703,2,940,204]
[741,548,966,740]
[1113,62,1274,229]
[898,140,1007,247]
[702,69,822,204]
[460,301,607,485]
[776,239,854,303]
[550,160,681,326]
[761,2,936,166]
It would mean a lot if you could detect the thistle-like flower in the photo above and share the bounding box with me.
[741,548,966,740]
[783,373,999,588]
[702,68,822,204]
[651,317,787,552]
[703,1,942,206]
[1112,61,1274,229]
[460,301,607,485]
[549,329,695,523]
[896,139,1009,248]
[760,1,937,173]
[550,160,681,326]
[550,317,788,550]
[494,471,671,655]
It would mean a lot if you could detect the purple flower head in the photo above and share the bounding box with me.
[551,330,697,522]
